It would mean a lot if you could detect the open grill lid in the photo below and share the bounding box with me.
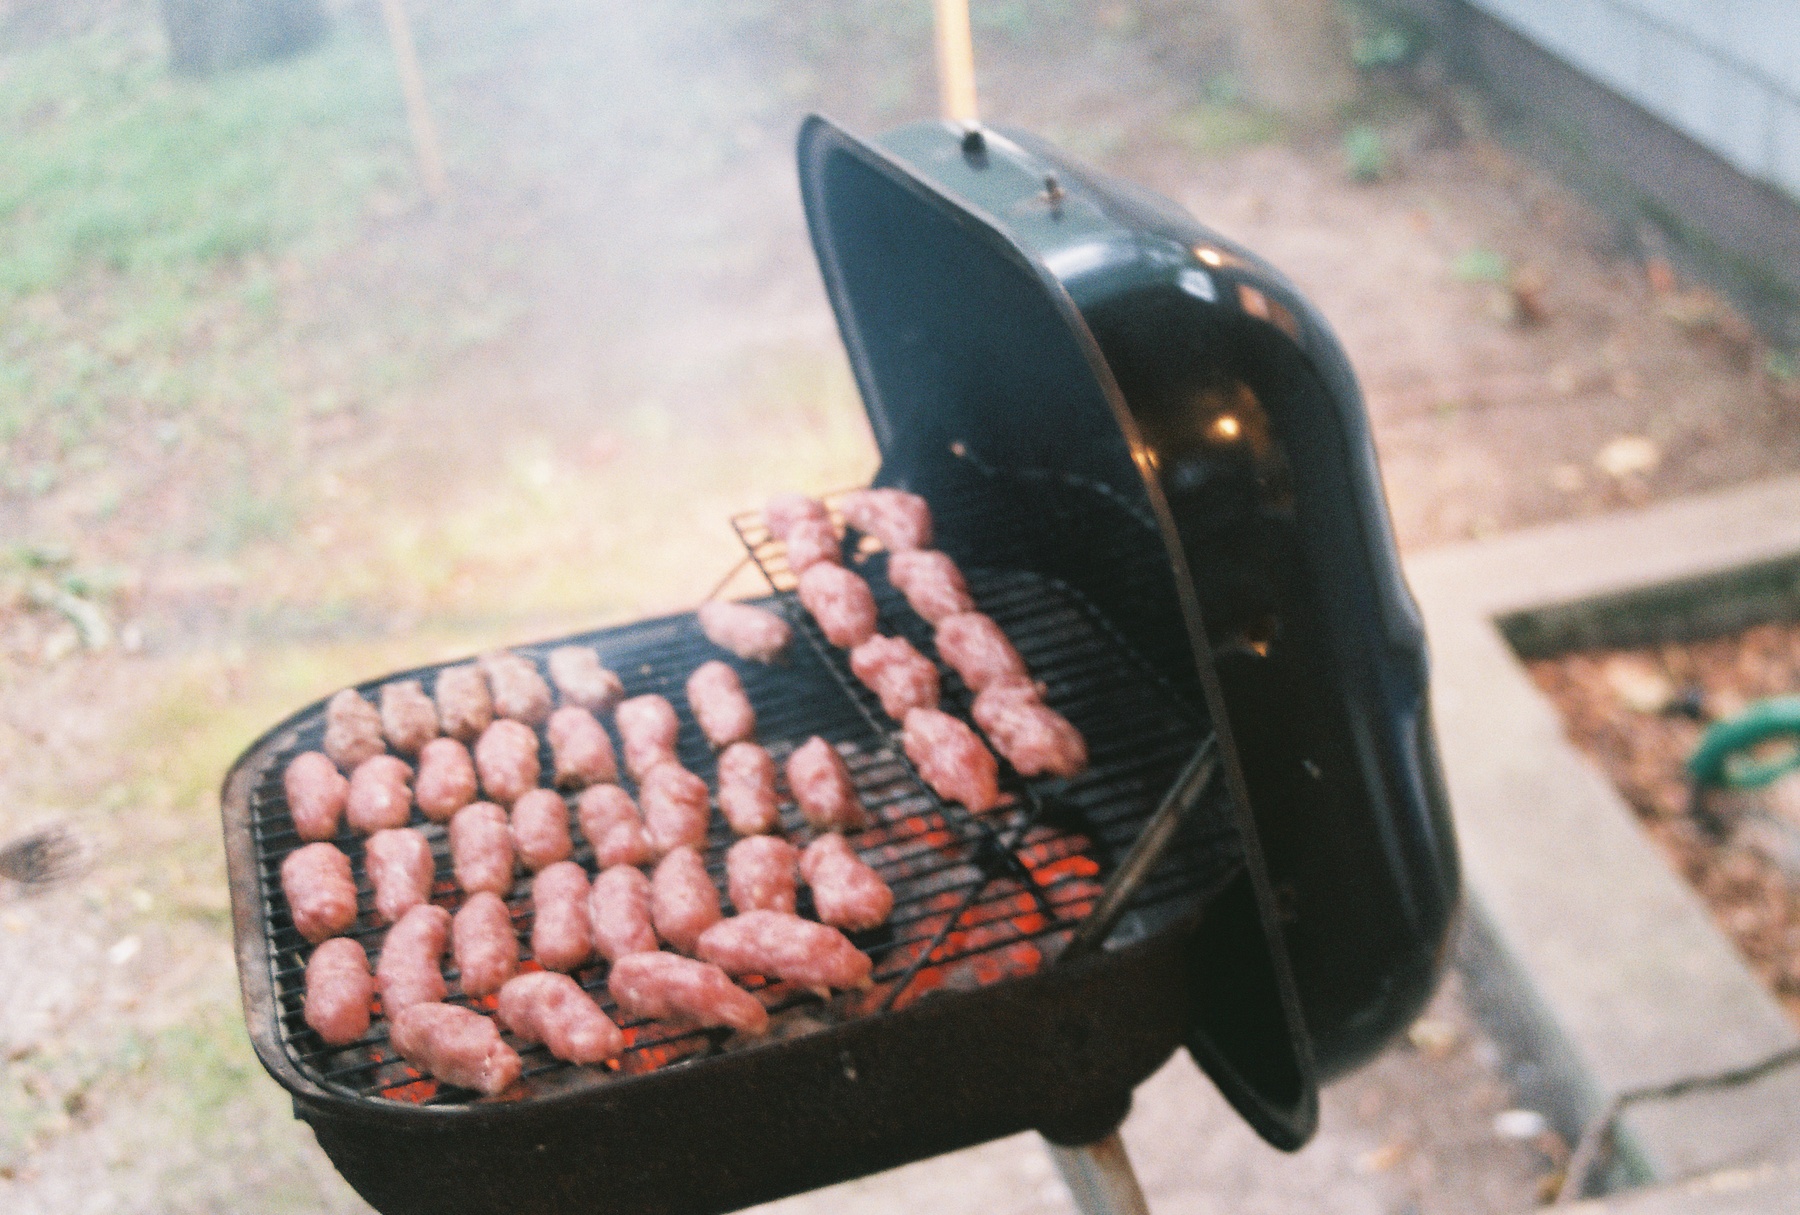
[797,115,1461,1150]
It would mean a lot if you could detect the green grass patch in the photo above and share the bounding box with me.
[0,10,411,299]
[1163,101,1283,156]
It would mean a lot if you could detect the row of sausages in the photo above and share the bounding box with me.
[767,491,1089,805]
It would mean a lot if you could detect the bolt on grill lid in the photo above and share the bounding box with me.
[797,115,1461,1151]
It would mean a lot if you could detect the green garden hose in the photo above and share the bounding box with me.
[1687,696,1800,789]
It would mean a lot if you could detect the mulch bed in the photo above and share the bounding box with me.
[1527,621,1800,1027]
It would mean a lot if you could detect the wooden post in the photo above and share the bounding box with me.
[932,0,979,123]
[379,0,448,203]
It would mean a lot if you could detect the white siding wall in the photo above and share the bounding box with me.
[1465,0,1800,202]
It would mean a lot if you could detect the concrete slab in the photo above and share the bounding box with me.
[1553,1160,1800,1215]
[1406,475,1800,1188]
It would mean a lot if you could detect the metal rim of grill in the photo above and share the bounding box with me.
[242,494,1241,1107]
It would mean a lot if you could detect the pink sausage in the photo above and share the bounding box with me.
[346,755,414,834]
[763,493,829,540]
[497,971,624,1065]
[376,903,451,1016]
[640,763,711,856]
[971,680,1088,779]
[800,833,894,932]
[285,751,348,842]
[434,664,494,743]
[450,802,515,897]
[696,910,872,992]
[547,646,625,714]
[934,611,1028,692]
[510,788,573,872]
[588,864,658,963]
[304,937,372,1046]
[785,737,869,832]
[887,550,975,624]
[716,742,780,836]
[530,862,592,972]
[390,1003,521,1097]
[783,515,843,576]
[839,487,933,552]
[576,784,653,869]
[280,842,359,944]
[480,650,552,726]
[547,706,617,789]
[379,680,439,757]
[726,835,798,914]
[616,695,680,781]
[685,661,756,748]
[607,952,768,1036]
[651,846,722,954]
[902,707,1001,813]
[452,890,519,997]
[366,827,435,924]
[324,689,385,771]
[797,563,878,648]
[415,737,479,822]
[474,719,540,806]
[697,600,791,664]
[849,634,940,721]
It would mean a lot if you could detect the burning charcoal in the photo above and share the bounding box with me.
[390,1003,521,1097]
[415,737,479,822]
[797,563,878,648]
[607,951,768,1036]
[434,664,494,743]
[474,719,540,806]
[324,689,385,771]
[530,862,593,973]
[686,660,756,747]
[481,650,553,726]
[346,755,415,834]
[617,694,680,782]
[577,784,653,869]
[887,549,974,625]
[784,516,843,575]
[511,788,573,872]
[727,835,798,914]
[717,742,781,836]
[547,646,625,714]
[785,736,869,832]
[281,842,358,944]
[379,679,440,757]
[377,904,451,1016]
[696,910,872,993]
[589,864,658,963]
[497,971,624,1065]
[548,706,618,789]
[850,634,939,720]
[366,827,435,924]
[800,834,893,932]
[698,600,792,664]
[285,751,348,842]
[971,680,1088,779]
[903,708,1001,813]
[453,891,519,997]
[640,763,712,856]
[934,611,1027,692]
[839,487,932,552]
[651,846,724,954]
[764,493,829,541]
[450,802,515,897]
[304,937,372,1047]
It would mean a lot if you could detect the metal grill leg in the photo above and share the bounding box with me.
[1045,1131,1151,1215]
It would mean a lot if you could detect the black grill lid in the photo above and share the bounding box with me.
[797,115,1460,1151]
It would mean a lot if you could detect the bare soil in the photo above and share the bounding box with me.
[1528,623,1800,1028]
[4,0,1798,1210]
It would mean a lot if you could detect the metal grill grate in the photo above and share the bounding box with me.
[244,515,1241,1107]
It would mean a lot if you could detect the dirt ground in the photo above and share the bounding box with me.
[3,1,1798,1211]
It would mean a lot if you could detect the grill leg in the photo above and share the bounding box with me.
[1044,1131,1151,1215]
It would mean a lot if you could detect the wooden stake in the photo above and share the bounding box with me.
[932,0,979,123]
[379,0,448,203]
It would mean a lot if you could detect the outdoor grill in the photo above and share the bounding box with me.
[222,116,1460,1215]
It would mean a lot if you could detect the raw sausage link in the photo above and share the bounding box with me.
[547,706,618,788]
[616,695,680,781]
[887,550,974,624]
[696,910,872,992]
[902,707,1001,813]
[588,864,658,963]
[434,664,494,743]
[686,660,756,747]
[452,890,519,997]
[379,680,439,757]
[510,788,573,872]
[390,1003,521,1096]
[797,563,877,648]
[606,951,768,1036]
[415,737,478,822]
[716,742,780,835]
[651,846,722,954]
[934,611,1028,692]
[480,650,553,726]
[971,680,1088,779]
[726,835,798,914]
[285,751,348,842]
[849,634,940,721]
[324,689,385,771]
[697,600,791,664]
[366,827,435,924]
[474,719,540,806]
[280,842,359,944]
[839,487,932,552]
[497,971,624,1065]
[784,737,869,832]
[376,903,451,1016]
[639,763,711,856]
[800,834,894,932]
[530,862,592,972]
[547,646,624,713]
[783,516,842,576]
[346,755,414,834]
[576,784,653,869]
[303,937,372,1046]
[763,493,829,541]
[450,802,515,897]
